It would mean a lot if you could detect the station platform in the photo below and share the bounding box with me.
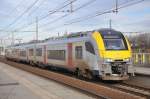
[0,66,41,99]
[0,62,96,99]
[135,66,150,76]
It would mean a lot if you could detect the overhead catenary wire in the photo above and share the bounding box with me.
[8,0,25,16]
[1,0,77,39]
[39,0,97,28]
[3,0,40,30]
[28,0,45,16]
[1,0,145,42]
[66,0,137,23]
[0,30,36,32]
[28,0,72,16]
[65,0,145,25]
[41,0,136,31]
[15,0,77,31]
[26,0,97,39]
[42,0,145,31]
[0,0,24,33]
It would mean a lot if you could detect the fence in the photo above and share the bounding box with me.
[132,53,150,66]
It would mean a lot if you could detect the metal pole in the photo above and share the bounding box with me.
[109,19,112,29]
[3,39,5,56]
[115,0,118,13]
[58,32,60,37]
[70,0,73,13]
[36,17,38,41]
[34,17,38,63]
[12,32,14,45]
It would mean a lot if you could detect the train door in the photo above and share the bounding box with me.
[85,42,99,74]
[33,44,36,63]
[26,48,29,61]
[73,42,88,70]
[67,43,73,68]
[73,42,84,61]
[75,46,83,60]
[43,45,47,64]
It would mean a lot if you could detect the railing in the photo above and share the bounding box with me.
[132,53,150,66]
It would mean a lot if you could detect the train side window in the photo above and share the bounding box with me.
[29,49,34,56]
[85,42,95,54]
[20,51,26,57]
[47,50,66,60]
[36,48,42,56]
[75,46,82,59]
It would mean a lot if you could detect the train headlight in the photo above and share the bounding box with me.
[104,58,113,63]
[124,58,132,64]
[124,58,131,63]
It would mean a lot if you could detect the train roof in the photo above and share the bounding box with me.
[7,28,120,48]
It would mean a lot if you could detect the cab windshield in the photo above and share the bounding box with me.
[104,38,126,50]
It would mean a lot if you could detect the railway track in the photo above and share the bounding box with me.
[122,81,150,92]
[0,58,146,99]
[111,83,150,98]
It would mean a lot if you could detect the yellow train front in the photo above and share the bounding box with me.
[92,29,134,80]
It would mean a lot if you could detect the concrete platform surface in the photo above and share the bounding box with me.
[0,67,41,99]
[124,75,150,89]
[135,66,150,75]
[0,62,97,99]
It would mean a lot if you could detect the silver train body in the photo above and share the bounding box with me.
[5,29,135,80]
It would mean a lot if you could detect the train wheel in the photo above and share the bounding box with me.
[85,69,93,80]
[30,61,35,67]
[75,68,82,78]
[87,72,93,80]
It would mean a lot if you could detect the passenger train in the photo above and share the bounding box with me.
[5,28,135,80]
